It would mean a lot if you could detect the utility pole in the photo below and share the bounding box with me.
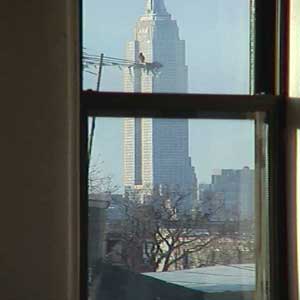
[87,58,105,298]
[88,53,104,162]
[84,50,162,164]
[96,53,104,92]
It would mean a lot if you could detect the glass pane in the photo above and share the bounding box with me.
[87,116,268,299]
[83,0,253,94]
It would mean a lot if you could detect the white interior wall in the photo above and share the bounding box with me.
[289,0,300,97]
[289,1,300,297]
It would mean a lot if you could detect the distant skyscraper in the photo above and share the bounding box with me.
[199,167,255,221]
[123,0,196,209]
[124,0,187,93]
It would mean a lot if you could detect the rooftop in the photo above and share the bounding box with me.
[143,264,255,293]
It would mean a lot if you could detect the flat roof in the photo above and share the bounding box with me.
[143,264,255,293]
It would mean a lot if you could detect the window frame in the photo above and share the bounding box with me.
[80,92,286,300]
[79,0,291,299]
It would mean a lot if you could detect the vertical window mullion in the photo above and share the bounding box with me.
[255,112,270,300]
[255,0,277,95]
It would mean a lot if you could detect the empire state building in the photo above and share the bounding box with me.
[124,0,188,93]
[123,0,197,209]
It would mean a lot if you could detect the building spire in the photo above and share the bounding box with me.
[145,0,168,15]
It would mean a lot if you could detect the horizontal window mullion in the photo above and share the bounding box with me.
[82,91,283,119]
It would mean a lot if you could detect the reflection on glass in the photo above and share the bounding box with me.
[83,0,251,94]
[88,117,258,300]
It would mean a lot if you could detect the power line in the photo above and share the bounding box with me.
[84,48,163,182]
[82,50,163,78]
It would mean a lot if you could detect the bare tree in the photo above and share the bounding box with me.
[88,156,119,300]
[88,156,119,194]
[107,190,219,272]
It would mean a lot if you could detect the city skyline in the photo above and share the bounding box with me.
[85,0,255,189]
[200,167,255,221]
[86,1,257,295]
[90,117,254,191]
[83,0,250,94]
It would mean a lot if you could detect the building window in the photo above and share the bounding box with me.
[81,1,288,300]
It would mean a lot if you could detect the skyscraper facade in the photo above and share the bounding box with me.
[124,0,188,93]
[123,0,196,209]
[199,167,255,221]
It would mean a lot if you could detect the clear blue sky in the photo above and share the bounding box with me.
[84,0,254,188]
[83,0,250,93]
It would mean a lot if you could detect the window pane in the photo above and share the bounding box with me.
[83,0,253,94]
[87,116,268,299]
